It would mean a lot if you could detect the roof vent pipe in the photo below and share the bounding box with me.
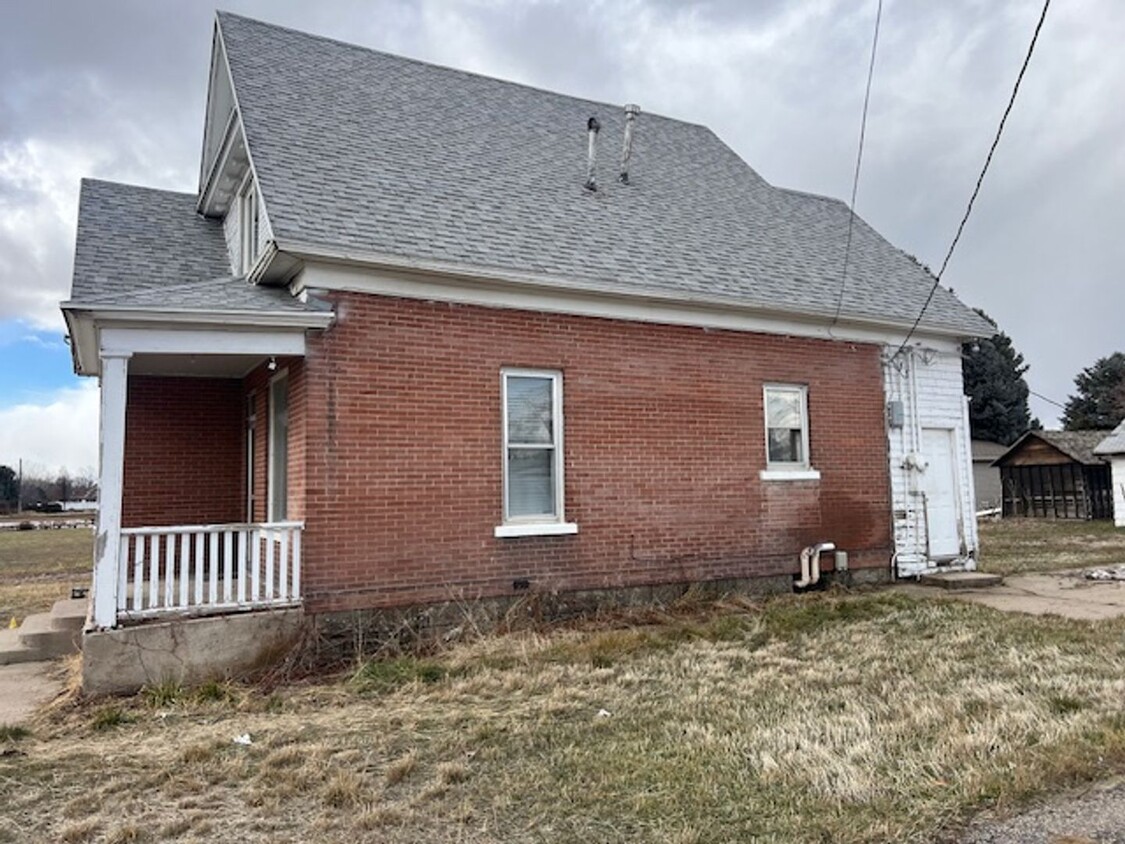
[584,116,601,191]
[619,104,641,184]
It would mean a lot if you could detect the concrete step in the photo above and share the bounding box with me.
[16,613,81,658]
[919,571,1004,590]
[0,629,42,666]
[49,598,88,633]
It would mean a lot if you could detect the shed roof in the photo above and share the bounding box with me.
[210,12,991,338]
[994,430,1110,468]
[971,439,1009,463]
[1094,420,1125,456]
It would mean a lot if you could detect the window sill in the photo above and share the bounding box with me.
[494,522,579,539]
[759,468,821,482]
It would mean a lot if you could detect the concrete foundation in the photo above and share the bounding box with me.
[82,608,304,696]
[312,568,891,663]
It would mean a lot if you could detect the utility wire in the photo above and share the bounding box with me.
[1029,389,1066,410]
[830,0,883,330]
[893,0,1051,357]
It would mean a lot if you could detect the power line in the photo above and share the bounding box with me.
[1029,389,1066,410]
[893,0,1051,357]
[830,0,884,330]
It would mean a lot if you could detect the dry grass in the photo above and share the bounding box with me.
[0,528,92,623]
[979,518,1125,576]
[3,591,1125,843]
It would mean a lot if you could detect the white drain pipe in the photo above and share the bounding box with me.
[795,542,837,589]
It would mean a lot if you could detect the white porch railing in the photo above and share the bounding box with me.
[115,521,302,622]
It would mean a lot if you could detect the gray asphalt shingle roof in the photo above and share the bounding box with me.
[1094,421,1125,456]
[67,179,314,315]
[996,430,1111,467]
[218,11,991,337]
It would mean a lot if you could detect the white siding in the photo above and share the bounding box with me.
[1112,457,1125,528]
[884,345,978,577]
[223,203,241,275]
[221,176,273,276]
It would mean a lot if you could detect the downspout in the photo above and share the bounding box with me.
[907,350,927,564]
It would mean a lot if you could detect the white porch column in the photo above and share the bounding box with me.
[92,351,131,629]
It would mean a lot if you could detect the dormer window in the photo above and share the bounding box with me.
[239,174,260,274]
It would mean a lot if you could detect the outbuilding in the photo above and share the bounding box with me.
[970,439,1007,512]
[994,430,1113,520]
[1094,421,1125,527]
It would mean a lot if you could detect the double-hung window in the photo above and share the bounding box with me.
[496,369,577,537]
[761,384,819,480]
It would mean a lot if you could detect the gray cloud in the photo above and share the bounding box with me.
[1,0,1122,424]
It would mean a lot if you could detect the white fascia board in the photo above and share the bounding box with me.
[290,252,975,348]
[197,107,243,217]
[62,305,332,376]
[100,326,307,358]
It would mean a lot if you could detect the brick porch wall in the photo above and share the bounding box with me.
[121,375,244,528]
[298,293,894,614]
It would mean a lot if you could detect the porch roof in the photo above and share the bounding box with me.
[66,179,318,317]
[63,179,332,377]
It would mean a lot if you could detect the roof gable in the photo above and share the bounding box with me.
[214,11,992,338]
[994,430,1110,467]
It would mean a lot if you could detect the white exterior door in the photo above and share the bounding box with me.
[922,428,962,559]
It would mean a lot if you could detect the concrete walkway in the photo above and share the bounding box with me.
[899,569,1125,620]
[0,662,63,726]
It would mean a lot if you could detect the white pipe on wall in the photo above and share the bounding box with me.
[794,541,837,589]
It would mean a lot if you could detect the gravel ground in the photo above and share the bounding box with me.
[956,777,1125,843]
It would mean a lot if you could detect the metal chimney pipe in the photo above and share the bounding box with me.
[619,104,641,184]
[584,116,600,191]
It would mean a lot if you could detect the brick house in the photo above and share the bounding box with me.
[63,12,992,637]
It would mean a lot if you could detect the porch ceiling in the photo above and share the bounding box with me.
[130,352,267,378]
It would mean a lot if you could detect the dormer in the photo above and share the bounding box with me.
[196,18,271,278]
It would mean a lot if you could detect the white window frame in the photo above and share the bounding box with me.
[267,369,289,522]
[239,173,260,275]
[246,391,257,521]
[760,383,820,481]
[496,368,578,538]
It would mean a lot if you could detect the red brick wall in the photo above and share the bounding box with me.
[121,376,244,528]
[298,293,893,613]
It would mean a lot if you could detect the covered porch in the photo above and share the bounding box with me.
[72,318,327,630]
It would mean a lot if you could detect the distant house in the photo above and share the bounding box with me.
[993,431,1113,520]
[970,440,1007,511]
[1094,421,1125,528]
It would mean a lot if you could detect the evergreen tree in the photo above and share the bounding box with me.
[0,466,17,511]
[962,311,1032,445]
[1062,352,1125,430]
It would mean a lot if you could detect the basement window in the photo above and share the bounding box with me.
[761,384,820,481]
[495,369,578,538]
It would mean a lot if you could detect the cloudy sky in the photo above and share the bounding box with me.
[1,0,1122,474]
